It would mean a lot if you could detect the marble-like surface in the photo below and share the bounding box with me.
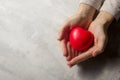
[0,0,120,80]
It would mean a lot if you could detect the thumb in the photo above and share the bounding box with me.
[67,49,93,67]
[57,24,69,41]
[92,37,105,57]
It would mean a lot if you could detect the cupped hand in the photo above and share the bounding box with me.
[57,13,92,61]
[57,3,96,61]
[67,11,114,67]
[67,21,107,67]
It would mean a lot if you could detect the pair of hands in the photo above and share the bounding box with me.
[57,4,113,67]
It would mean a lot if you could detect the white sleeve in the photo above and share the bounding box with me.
[100,0,120,20]
[79,0,104,10]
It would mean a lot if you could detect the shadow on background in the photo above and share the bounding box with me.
[76,19,120,80]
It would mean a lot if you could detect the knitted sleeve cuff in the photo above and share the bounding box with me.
[100,0,120,20]
[79,0,104,10]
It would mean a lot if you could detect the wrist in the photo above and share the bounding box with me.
[77,3,96,19]
[94,11,114,26]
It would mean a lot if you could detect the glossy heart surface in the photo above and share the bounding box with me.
[70,26,94,51]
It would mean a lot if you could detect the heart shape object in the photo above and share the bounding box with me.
[69,26,94,51]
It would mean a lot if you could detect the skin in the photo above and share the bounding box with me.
[67,11,114,67]
[58,4,96,61]
[57,4,114,67]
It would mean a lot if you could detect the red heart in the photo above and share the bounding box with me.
[69,26,94,51]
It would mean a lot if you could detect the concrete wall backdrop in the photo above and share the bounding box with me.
[0,0,120,80]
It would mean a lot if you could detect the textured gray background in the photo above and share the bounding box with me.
[0,0,120,80]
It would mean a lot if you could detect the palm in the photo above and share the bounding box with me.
[67,22,107,67]
[58,14,92,61]
[88,22,107,56]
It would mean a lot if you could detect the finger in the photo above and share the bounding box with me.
[57,23,69,41]
[68,45,74,60]
[68,47,95,67]
[71,47,75,59]
[66,42,72,61]
[91,38,98,57]
[92,38,105,57]
[60,39,68,57]
[74,50,78,57]
[77,51,81,56]
[76,51,80,56]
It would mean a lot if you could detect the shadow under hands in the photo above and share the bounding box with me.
[76,19,120,80]
[105,19,120,58]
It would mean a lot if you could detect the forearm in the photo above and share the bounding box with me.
[100,0,120,20]
[94,11,114,27]
[76,3,96,19]
[79,0,104,10]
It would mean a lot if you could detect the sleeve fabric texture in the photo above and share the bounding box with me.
[79,0,120,20]
[100,0,120,20]
[79,0,104,10]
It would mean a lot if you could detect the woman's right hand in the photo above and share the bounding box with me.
[67,11,114,67]
[57,4,96,61]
